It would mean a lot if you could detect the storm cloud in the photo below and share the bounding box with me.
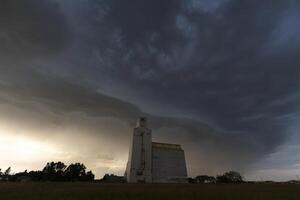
[69,0,300,154]
[0,0,300,178]
[0,0,70,62]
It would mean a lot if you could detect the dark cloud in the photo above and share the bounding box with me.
[68,0,300,171]
[79,0,300,146]
[0,0,69,62]
[1,0,300,177]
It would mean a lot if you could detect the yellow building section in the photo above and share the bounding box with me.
[152,142,183,151]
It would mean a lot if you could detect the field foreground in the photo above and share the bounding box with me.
[0,182,300,200]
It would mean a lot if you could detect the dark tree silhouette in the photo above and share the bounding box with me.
[0,162,94,182]
[43,161,66,181]
[79,170,95,182]
[64,163,87,181]
[217,171,243,183]
[4,167,11,176]
[195,175,216,183]
[0,167,12,181]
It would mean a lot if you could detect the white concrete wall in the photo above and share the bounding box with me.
[152,147,188,183]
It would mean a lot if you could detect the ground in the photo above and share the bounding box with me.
[1,182,300,200]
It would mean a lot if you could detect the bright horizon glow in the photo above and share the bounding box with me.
[0,129,127,178]
[0,133,61,172]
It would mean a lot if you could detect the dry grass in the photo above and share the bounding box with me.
[0,182,300,200]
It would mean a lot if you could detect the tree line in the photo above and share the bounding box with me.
[0,164,243,183]
[0,162,95,182]
[189,171,244,184]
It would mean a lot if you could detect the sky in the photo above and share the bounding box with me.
[0,0,300,181]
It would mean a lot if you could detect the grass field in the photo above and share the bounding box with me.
[0,182,300,200]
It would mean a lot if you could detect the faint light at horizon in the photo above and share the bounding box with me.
[0,133,61,171]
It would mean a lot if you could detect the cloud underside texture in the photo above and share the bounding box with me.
[0,0,300,174]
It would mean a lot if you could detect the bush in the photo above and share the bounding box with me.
[216,171,243,183]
